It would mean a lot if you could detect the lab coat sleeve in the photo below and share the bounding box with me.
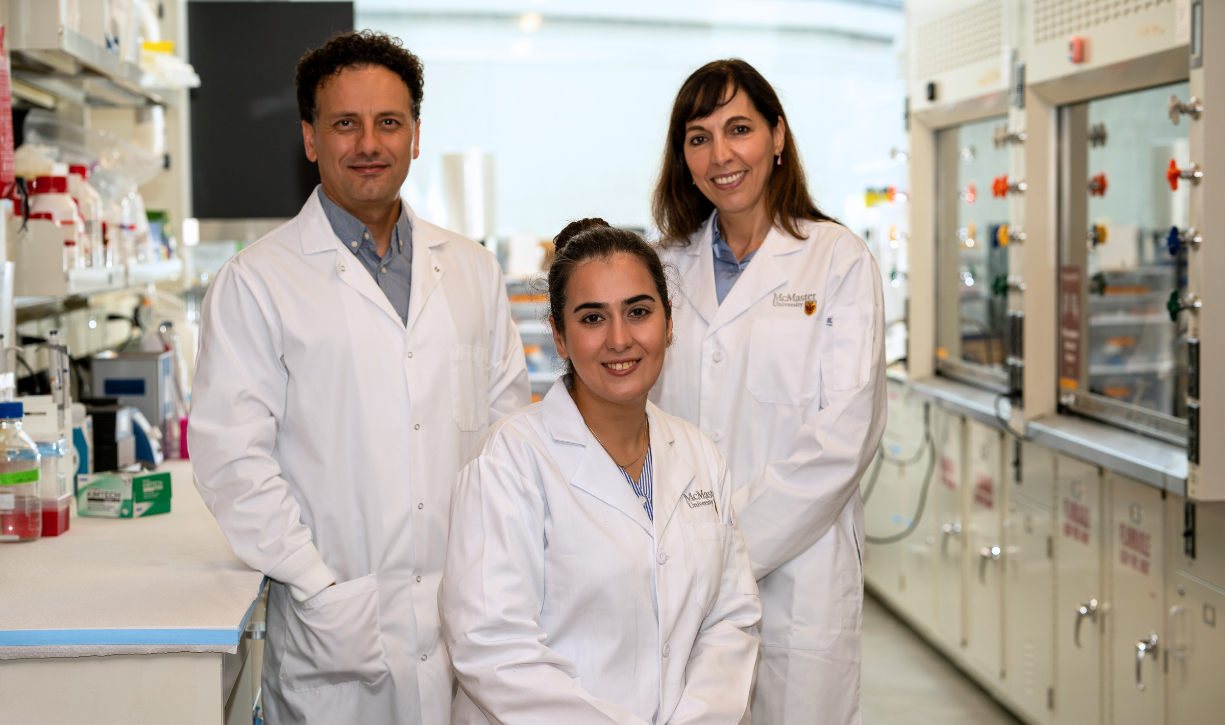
[439,454,650,725]
[188,259,335,602]
[731,235,888,580]
[668,462,762,725]
[485,261,530,423]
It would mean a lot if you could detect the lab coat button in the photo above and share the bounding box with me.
[711,430,723,442]
[416,576,422,583]
[414,424,420,430]
[662,644,670,658]
[712,350,724,362]
[407,351,413,358]
[418,503,424,509]
[657,551,668,565]
[421,654,427,661]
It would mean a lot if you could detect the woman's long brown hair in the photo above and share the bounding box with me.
[651,59,834,247]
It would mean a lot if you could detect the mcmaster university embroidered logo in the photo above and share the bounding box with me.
[683,490,716,508]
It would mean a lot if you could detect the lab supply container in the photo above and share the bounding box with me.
[0,401,42,542]
[76,470,172,518]
[68,165,105,268]
[28,174,84,271]
[37,438,71,536]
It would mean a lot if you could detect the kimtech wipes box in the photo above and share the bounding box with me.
[77,471,173,518]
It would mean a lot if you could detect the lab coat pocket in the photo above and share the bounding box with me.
[746,319,818,405]
[451,345,490,432]
[279,574,389,692]
[686,522,728,605]
[820,305,871,391]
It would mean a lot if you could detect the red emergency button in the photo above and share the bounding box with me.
[1068,36,1086,63]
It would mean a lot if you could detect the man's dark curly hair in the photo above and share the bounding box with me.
[295,30,424,123]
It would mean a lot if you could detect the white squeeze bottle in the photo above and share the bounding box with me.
[0,401,42,542]
[68,164,104,267]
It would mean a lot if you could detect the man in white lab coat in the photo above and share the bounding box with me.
[188,31,529,725]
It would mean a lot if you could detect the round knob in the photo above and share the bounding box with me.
[1167,226,1181,256]
[1089,172,1108,196]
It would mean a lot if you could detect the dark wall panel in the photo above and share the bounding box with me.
[189,1,353,219]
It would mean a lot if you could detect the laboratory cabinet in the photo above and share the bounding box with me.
[1164,498,1225,725]
[1004,444,1056,725]
[932,406,968,652]
[866,380,938,628]
[1107,472,1166,725]
[1053,454,1106,725]
[0,461,266,724]
[965,418,1006,684]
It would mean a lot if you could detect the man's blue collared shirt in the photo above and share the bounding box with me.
[317,186,413,325]
[711,213,758,304]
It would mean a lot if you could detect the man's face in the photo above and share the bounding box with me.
[302,65,419,208]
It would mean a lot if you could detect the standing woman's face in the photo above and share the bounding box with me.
[682,87,785,218]
[551,253,673,407]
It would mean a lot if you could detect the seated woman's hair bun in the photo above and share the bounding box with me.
[553,218,611,255]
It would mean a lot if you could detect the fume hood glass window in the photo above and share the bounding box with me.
[1066,82,1190,419]
[936,115,1011,377]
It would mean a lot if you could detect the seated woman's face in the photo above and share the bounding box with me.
[555,252,672,406]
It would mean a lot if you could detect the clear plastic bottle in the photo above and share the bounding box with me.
[0,401,43,542]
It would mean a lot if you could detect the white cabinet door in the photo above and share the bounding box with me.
[1166,571,1225,725]
[1005,494,1054,725]
[864,382,908,598]
[897,398,937,626]
[933,408,967,650]
[965,418,1005,683]
[1054,455,1105,725]
[1108,473,1165,725]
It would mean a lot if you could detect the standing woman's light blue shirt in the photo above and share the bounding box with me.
[711,212,759,304]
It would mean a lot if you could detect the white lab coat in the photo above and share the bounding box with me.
[188,191,529,725]
[439,379,762,725]
[651,215,887,725]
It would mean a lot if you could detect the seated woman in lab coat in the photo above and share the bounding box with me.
[439,219,762,725]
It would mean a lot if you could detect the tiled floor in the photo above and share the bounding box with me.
[861,594,1022,725]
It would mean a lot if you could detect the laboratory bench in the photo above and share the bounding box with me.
[0,459,266,725]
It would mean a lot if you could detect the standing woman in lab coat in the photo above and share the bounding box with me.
[650,60,887,725]
[439,219,762,725]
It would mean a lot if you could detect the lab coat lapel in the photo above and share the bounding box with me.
[297,192,409,329]
[704,225,801,337]
[542,381,653,536]
[647,404,696,537]
[405,205,447,335]
[673,218,719,327]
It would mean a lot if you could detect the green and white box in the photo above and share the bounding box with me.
[77,471,173,518]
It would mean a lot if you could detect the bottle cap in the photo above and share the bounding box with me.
[0,401,23,419]
[69,165,90,179]
[30,176,68,195]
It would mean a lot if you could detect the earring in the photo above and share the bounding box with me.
[775,154,782,166]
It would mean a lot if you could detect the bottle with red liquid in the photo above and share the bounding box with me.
[0,401,42,542]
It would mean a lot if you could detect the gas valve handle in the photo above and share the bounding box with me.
[1167,290,1203,322]
[1167,226,1203,256]
[1168,94,1203,125]
[1167,160,1203,191]
[1135,633,1159,691]
[992,175,1027,198]
[1074,598,1099,648]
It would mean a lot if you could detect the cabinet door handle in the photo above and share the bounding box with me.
[1135,633,1159,691]
[979,546,1001,583]
[1074,599,1098,648]
[941,522,961,556]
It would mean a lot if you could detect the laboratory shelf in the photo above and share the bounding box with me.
[0,459,264,659]
[14,259,184,309]
[10,25,168,108]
